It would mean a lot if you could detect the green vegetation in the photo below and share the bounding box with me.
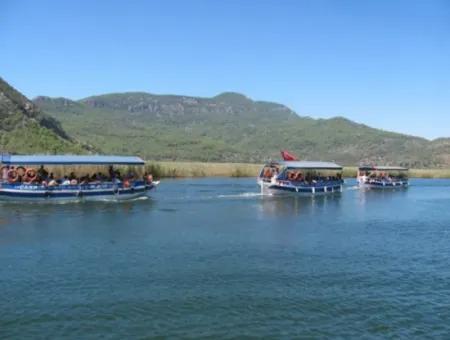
[0,77,86,154]
[35,92,450,168]
[3,75,450,173]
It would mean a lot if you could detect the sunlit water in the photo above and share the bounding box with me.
[1,178,450,338]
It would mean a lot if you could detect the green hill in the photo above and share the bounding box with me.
[0,78,87,154]
[34,91,446,167]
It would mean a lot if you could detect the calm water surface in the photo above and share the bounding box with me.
[1,178,450,338]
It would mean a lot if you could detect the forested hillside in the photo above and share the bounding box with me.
[35,92,447,167]
[0,78,86,154]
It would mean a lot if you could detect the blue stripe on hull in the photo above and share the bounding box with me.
[266,184,342,194]
[361,181,408,188]
[0,185,153,201]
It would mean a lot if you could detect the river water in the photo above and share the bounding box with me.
[1,178,450,338]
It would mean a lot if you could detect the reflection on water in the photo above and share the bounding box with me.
[356,186,409,207]
[258,194,342,217]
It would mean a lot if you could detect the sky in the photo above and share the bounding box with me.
[1,0,449,139]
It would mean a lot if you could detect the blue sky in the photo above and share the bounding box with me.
[1,0,449,139]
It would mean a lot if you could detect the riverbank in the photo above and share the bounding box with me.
[145,161,450,179]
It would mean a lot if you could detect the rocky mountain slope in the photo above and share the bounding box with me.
[0,78,86,154]
[35,92,448,167]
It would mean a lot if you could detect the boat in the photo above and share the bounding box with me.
[357,165,409,189]
[0,154,159,202]
[258,160,344,196]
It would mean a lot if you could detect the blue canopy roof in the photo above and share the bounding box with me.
[0,154,145,165]
[358,165,408,171]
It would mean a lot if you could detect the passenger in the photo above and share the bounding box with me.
[126,170,135,180]
[37,165,49,181]
[80,175,89,185]
[48,173,57,187]
[143,172,153,184]
[114,170,122,183]
[62,176,71,186]
[108,166,115,180]
[89,174,100,184]
[2,165,9,182]
[115,170,122,180]
[99,172,107,181]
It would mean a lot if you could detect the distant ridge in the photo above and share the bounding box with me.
[34,91,450,167]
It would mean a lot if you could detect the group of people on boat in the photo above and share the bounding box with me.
[282,172,343,185]
[359,172,407,183]
[1,165,153,187]
[261,167,343,186]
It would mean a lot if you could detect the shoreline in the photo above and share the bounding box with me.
[145,161,450,179]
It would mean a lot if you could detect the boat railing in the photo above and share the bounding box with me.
[277,179,344,187]
[0,180,147,190]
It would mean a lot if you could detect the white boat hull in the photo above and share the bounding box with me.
[0,181,159,202]
[357,178,408,189]
[258,179,343,196]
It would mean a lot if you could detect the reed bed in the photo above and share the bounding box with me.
[145,162,450,179]
[341,167,450,179]
[144,161,261,178]
[17,162,450,179]
[408,168,450,179]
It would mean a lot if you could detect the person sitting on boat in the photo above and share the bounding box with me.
[37,165,49,181]
[262,168,272,179]
[1,165,9,182]
[95,172,106,181]
[112,170,122,184]
[62,176,71,186]
[143,172,153,184]
[126,170,135,180]
[48,173,58,187]
[272,168,278,179]
[89,174,100,184]
[79,174,90,185]
[108,166,115,180]
[295,172,304,182]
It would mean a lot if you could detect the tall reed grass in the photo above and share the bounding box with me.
[17,162,450,179]
[145,162,450,179]
[144,161,261,178]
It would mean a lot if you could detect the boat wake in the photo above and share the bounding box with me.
[217,192,264,199]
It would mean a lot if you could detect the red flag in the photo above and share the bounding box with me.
[281,150,299,161]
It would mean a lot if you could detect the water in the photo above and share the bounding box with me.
[1,178,450,338]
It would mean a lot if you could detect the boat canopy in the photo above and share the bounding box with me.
[275,161,343,170]
[0,154,145,166]
[358,165,408,172]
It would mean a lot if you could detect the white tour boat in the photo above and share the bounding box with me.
[0,154,159,202]
[258,160,344,196]
[357,165,409,189]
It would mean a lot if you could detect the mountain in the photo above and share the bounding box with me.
[0,78,88,154]
[34,92,446,167]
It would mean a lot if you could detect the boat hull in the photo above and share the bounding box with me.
[259,179,343,196]
[358,180,408,190]
[0,182,159,202]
